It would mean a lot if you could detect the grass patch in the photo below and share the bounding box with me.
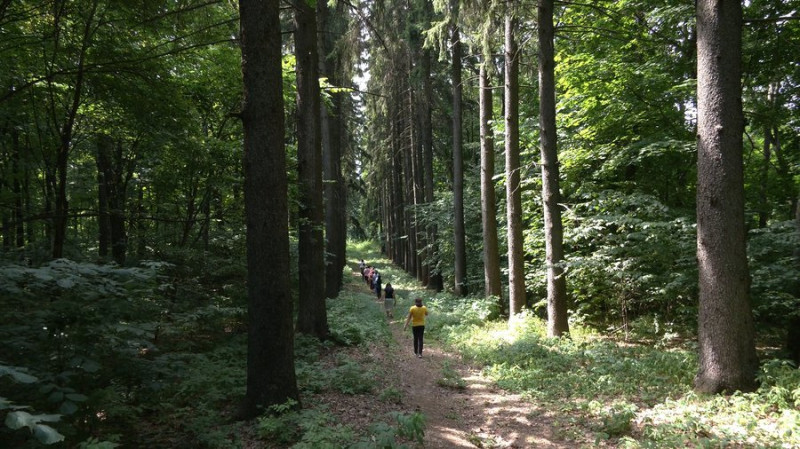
[437,360,466,390]
[428,303,800,448]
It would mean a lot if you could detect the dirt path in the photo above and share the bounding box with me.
[385,314,570,449]
[339,267,579,449]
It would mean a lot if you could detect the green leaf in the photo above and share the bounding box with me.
[5,410,34,429]
[56,278,75,288]
[33,424,65,444]
[66,393,88,402]
[32,270,54,282]
[59,401,78,415]
[5,411,62,430]
[0,365,38,383]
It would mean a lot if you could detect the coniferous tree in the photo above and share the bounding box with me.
[295,0,329,338]
[479,58,502,298]
[450,0,468,296]
[238,0,300,418]
[694,0,758,394]
[420,0,443,291]
[538,0,569,336]
[319,0,349,299]
[505,7,525,315]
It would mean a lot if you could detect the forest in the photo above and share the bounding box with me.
[1,0,799,447]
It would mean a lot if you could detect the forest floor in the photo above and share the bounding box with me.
[313,267,588,449]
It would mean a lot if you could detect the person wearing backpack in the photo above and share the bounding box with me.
[373,271,382,298]
[382,282,395,318]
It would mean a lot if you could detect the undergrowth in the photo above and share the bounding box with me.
[428,297,800,447]
[4,242,797,448]
[0,248,421,448]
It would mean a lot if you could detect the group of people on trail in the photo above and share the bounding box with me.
[359,260,382,297]
[358,259,429,358]
[359,259,391,315]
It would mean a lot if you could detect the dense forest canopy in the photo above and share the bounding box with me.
[1,0,799,446]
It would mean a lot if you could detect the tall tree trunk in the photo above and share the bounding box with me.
[789,207,800,365]
[420,1,441,291]
[479,62,502,298]
[1,140,9,248]
[319,0,347,299]
[505,9,525,316]
[238,0,300,419]
[52,0,98,259]
[412,89,425,282]
[295,0,329,339]
[24,157,34,247]
[538,0,569,337]
[451,0,467,296]
[134,185,147,258]
[12,127,25,249]
[694,0,758,394]
[179,182,197,247]
[404,82,418,277]
[96,134,113,259]
[109,139,129,264]
[758,123,773,228]
[391,94,406,267]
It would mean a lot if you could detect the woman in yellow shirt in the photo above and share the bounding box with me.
[403,297,428,358]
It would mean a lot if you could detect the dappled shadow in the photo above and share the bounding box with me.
[387,321,579,448]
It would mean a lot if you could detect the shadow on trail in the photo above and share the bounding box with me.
[347,242,577,448]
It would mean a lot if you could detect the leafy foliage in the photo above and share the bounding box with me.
[0,256,248,447]
[748,220,800,327]
[547,191,697,331]
[436,360,466,390]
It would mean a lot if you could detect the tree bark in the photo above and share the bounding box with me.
[405,75,419,279]
[96,135,113,259]
[411,87,425,282]
[52,0,99,259]
[319,0,347,299]
[420,0,442,291]
[12,127,25,249]
[109,139,129,264]
[295,0,329,339]
[451,0,467,296]
[694,0,758,394]
[391,89,406,268]
[538,0,569,337]
[790,207,800,365]
[238,0,300,419]
[758,121,773,228]
[505,9,525,316]
[479,63,502,298]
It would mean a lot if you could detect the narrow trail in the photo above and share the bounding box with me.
[345,262,576,448]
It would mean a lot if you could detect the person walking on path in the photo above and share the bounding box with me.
[382,283,395,318]
[403,297,428,358]
[373,270,382,298]
[366,266,374,288]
